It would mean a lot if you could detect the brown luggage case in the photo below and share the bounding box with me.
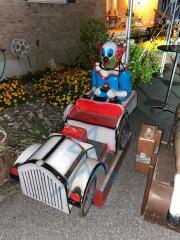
[135,124,158,175]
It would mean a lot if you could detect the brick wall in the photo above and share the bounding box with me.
[0,0,105,78]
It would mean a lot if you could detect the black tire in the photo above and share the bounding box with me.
[77,174,96,218]
[117,115,130,150]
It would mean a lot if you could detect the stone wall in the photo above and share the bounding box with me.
[0,143,15,182]
[0,155,11,183]
[0,0,105,78]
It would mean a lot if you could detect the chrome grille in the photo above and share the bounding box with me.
[18,163,71,214]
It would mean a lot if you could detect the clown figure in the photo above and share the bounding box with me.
[91,41,132,102]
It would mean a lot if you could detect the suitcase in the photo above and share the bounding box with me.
[135,124,160,175]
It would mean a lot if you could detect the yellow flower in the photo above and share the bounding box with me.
[11,83,17,88]
[5,101,11,105]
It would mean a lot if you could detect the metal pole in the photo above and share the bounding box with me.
[160,0,179,77]
[163,53,179,109]
[125,0,134,65]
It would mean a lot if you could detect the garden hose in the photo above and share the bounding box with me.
[0,49,6,80]
[0,126,7,143]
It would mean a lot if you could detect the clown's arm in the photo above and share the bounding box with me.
[91,68,102,96]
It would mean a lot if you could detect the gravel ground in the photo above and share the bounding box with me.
[0,179,19,202]
[0,97,64,152]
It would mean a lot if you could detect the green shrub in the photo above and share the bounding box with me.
[80,17,109,69]
[129,45,160,85]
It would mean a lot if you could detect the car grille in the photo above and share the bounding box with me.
[18,163,71,214]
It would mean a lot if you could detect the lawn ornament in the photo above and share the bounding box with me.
[90,41,132,102]
[10,39,30,59]
[135,104,180,232]
[10,39,137,217]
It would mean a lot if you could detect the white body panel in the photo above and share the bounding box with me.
[45,138,82,176]
[68,158,105,196]
[29,136,62,161]
[67,119,116,152]
[14,144,41,165]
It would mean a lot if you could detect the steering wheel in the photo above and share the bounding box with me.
[100,83,110,93]
[85,92,120,104]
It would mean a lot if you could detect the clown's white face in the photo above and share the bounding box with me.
[100,41,117,69]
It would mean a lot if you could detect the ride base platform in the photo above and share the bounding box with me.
[93,134,131,208]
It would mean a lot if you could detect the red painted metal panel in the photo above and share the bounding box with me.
[68,98,124,128]
[61,124,88,142]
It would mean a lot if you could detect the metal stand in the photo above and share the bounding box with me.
[125,0,133,65]
[152,49,179,114]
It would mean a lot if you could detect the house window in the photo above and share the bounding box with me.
[28,0,68,4]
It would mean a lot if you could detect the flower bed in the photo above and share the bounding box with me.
[0,79,28,112]
[33,66,91,109]
[0,65,91,112]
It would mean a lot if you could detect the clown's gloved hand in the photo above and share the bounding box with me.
[107,90,116,99]
[116,90,128,98]
[107,90,128,99]
[94,87,102,96]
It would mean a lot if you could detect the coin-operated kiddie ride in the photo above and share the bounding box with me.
[10,41,137,217]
